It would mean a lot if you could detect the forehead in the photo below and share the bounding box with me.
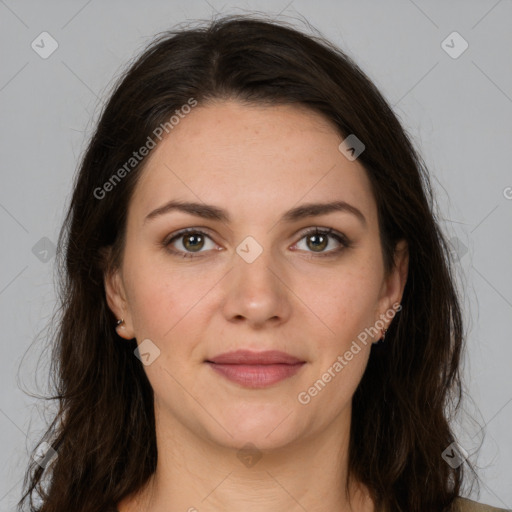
[129,100,377,228]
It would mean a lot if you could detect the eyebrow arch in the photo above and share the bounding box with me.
[144,199,366,226]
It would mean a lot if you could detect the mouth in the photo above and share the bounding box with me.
[205,350,306,389]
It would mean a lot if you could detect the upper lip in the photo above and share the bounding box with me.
[206,350,304,365]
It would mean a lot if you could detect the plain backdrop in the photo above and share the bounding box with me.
[0,1,511,510]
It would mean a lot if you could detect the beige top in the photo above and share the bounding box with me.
[376,497,509,512]
[115,497,510,511]
[453,497,510,511]
[115,497,509,511]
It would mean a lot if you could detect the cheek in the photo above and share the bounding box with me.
[123,250,229,366]
[122,249,201,340]
[303,261,383,342]
[296,267,380,414]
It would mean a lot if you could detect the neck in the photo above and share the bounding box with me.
[120,401,374,512]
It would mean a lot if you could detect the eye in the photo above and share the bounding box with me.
[292,227,351,257]
[162,227,351,259]
[163,228,217,258]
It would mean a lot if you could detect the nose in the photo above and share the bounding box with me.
[221,242,292,328]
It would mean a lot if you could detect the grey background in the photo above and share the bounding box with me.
[1,0,511,509]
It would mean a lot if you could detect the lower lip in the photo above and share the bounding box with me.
[206,362,305,388]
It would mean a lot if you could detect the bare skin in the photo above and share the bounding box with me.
[106,100,408,512]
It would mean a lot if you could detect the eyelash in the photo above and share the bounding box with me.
[162,227,352,259]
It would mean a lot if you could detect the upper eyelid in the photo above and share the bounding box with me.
[165,226,349,250]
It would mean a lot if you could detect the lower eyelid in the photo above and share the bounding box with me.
[165,230,216,253]
[164,228,351,256]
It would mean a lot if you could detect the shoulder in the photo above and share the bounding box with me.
[453,497,511,512]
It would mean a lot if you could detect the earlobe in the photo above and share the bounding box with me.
[382,239,408,306]
[375,239,409,339]
[104,268,135,340]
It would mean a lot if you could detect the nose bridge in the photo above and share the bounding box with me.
[235,233,279,294]
[223,234,289,325]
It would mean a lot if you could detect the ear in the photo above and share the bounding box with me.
[104,266,135,340]
[375,239,409,337]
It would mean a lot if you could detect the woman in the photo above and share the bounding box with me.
[19,15,508,512]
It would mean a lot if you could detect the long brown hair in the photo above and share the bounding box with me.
[19,14,477,512]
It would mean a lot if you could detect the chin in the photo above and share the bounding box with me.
[206,404,303,450]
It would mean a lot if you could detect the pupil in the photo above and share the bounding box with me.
[309,234,326,251]
[185,234,203,251]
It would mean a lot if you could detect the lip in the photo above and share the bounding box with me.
[205,350,306,388]
[207,349,304,365]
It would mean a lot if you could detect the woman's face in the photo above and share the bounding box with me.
[105,100,408,450]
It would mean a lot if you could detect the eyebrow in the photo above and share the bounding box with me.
[143,199,367,226]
